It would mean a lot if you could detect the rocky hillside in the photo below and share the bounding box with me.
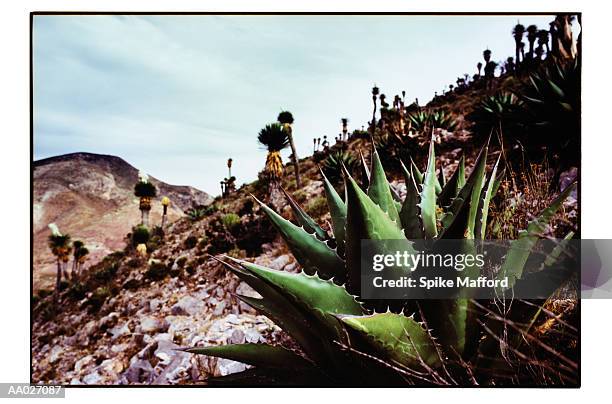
[33,152,212,290]
[31,66,579,385]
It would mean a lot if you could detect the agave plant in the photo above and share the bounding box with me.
[321,150,358,187]
[408,110,457,133]
[517,59,579,165]
[187,139,576,386]
[466,92,523,138]
[258,123,290,181]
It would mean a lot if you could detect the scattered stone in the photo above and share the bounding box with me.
[212,300,227,316]
[269,254,291,270]
[216,358,249,376]
[73,355,94,373]
[229,329,245,344]
[82,371,103,385]
[49,346,64,364]
[123,359,154,384]
[139,316,169,334]
[171,295,203,316]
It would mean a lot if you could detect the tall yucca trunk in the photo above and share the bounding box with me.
[55,260,61,300]
[140,197,151,227]
[162,205,168,228]
[284,123,301,188]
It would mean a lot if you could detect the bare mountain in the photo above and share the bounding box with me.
[33,152,212,290]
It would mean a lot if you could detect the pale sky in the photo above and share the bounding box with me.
[33,14,557,195]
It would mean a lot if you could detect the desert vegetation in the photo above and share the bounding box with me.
[32,14,580,386]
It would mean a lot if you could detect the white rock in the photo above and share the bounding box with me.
[82,371,103,385]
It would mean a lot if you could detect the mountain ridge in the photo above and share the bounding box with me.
[33,152,212,290]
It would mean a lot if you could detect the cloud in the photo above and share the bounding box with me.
[33,14,556,194]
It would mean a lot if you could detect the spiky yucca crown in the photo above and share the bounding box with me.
[187,138,576,385]
[277,111,294,125]
[48,223,72,258]
[134,181,157,198]
[258,123,290,153]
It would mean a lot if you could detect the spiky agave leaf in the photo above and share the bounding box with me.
[418,139,438,238]
[497,182,577,288]
[439,142,489,238]
[340,312,440,368]
[229,258,364,356]
[437,155,465,208]
[185,343,312,369]
[367,148,401,227]
[344,172,414,294]
[320,169,347,248]
[253,196,344,281]
[474,155,501,240]
[281,187,328,241]
[399,161,423,239]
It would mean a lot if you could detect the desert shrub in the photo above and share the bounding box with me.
[184,235,198,249]
[147,235,164,252]
[87,287,111,313]
[126,257,141,268]
[146,261,169,281]
[131,225,150,246]
[238,199,255,216]
[227,248,247,259]
[36,299,56,322]
[305,196,328,219]
[67,282,87,301]
[197,237,209,250]
[93,263,118,283]
[222,213,241,230]
[176,256,188,268]
[37,289,53,299]
[151,225,165,238]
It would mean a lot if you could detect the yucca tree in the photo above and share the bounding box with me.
[512,23,525,66]
[134,172,157,227]
[71,240,89,281]
[277,111,301,188]
[47,223,72,298]
[341,118,349,141]
[187,139,577,386]
[537,29,550,59]
[371,85,379,131]
[526,25,538,60]
[161,196,170,228]
[258,123,290,182]
[483,49,491,63]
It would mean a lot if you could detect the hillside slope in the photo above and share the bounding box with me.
[33,152,212,290]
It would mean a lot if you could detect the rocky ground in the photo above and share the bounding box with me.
[32,199,304,385]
